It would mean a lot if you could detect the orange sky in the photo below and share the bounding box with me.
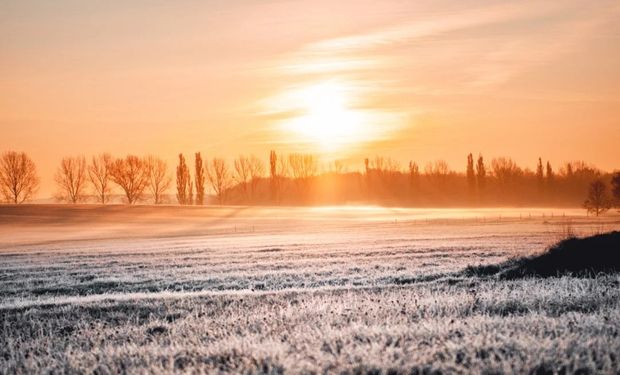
[1,0,619,196]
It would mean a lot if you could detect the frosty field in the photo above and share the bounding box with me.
[1,205,619,374]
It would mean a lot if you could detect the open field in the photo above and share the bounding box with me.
[1,205,620,374]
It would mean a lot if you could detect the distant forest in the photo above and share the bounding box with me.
[1,150,619,211]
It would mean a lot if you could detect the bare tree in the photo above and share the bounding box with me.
[248,154,265,199]
[288,153,318,196]
[195,153,205,205]
[536,157,544,194]
[546,161,554,186]
[54,155,89,203]
[408,161,420,191]
[188,180,194,205]
[288,153,318,181]
[276,153,289,202]
[425,160,450,187]
[466,153,475,192]
[425,160,449,176]
[561,161,574,178]
[612,171,620,209]
[234,155,252,198]
[176,154,192,205]
[269,150,277,201]
[561,161,598,178]
[88,153,113,204]
[366,157,400,197]
[584,179,610,216]
[476,154,486,191]
[491,157,522,191]
[287,153,303,180]
[366,156,400,193]
[109,155,148,204]
[370,156,400,176]
[332,160,346,174]
[277,153,289,178]
[206,158,232,204]
[145,156,171,204]
[0,151,39,204]
[266,151,289,202]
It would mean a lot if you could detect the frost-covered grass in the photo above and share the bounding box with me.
[2,278,619,374]
[1,206,619,373]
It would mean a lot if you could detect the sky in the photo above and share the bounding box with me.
[1,0,619,196]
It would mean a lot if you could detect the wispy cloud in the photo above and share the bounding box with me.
[276,0,619,92]
[302,2,555,54]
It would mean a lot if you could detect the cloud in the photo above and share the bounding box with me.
[278,0,619,92]
[302,2,553,55]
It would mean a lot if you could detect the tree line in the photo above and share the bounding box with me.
[0,150,619,214]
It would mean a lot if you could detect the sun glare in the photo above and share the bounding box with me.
[284,82,366,149]
[267,79,404,152]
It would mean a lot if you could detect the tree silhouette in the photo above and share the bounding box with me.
[536,157,544,193]
[408,161,420,192]
[491,157,522,192]
[176,154,192,205]
[188,179,194,205]
[0,151,39,204]
[546,161,554,185]
[611,171,620,208]
[276,153,289,202]
[248,154,265,200]
[234,155,252,199]
[88,153,113,204]
[55,155,88,203]
[288,153,317,200]
[369,157,400,196]
[269,150,277,202]
[195,153,205,205]
[562,162,574,178]
[476,154,486,192]
[583,179,610,216]
[109,155,149,204]
[145,156,171,204]
[425,160,449,187]
[364,158,371,199]
[370,157,400,175]
[466,153,475,193]
[332,160,345,174]
[277,153,289,177]
[207,158,232,204]
[288,153,317,195]
[8,148,615,208]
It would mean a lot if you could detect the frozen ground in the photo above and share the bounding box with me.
[1,205,619,373]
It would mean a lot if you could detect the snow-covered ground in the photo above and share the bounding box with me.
[1,205,619,373]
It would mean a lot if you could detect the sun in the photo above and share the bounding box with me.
[286,82,365,149]
[268,79,403,152]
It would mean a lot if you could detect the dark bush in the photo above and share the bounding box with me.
[465,231,620,279]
